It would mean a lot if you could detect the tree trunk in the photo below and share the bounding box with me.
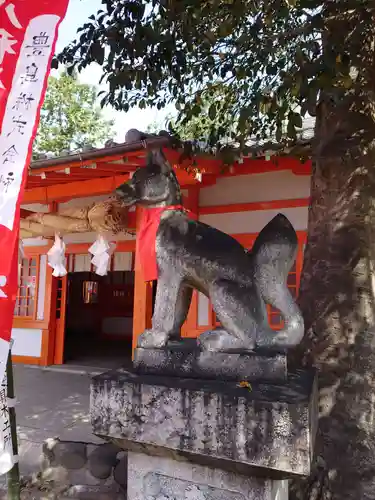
[290,6,375,497]
[290,135,375,500]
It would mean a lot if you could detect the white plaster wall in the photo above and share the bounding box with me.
[58,194,111,210]
[199,171,311,206]
[68,251,134,273]
[63,231,135,245]
[58,194,137,212]
[11,328,42,357]
[113,252,133,271]
[37,255,47,321]
[23,237,49,247]
[21,203,49,213]
[22,230,135,246]
[74,254,92,273]
[200,207,308,234]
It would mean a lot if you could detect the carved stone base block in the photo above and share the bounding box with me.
[127,451,288,500]
[133,339,287,382]
[91,368,317,478]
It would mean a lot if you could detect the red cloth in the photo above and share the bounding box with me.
[0,0,69,382]
[136,205,187,281]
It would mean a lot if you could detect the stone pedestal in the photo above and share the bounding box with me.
[128,452,288,500]
[90,365,317,499]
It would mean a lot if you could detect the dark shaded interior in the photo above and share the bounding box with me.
[63,271,134,369]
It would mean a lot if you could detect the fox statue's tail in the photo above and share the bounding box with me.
[251,213,304,349]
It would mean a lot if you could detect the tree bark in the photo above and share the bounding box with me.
[290,5,375,498]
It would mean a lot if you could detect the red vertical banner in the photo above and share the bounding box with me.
[0,0,70,381]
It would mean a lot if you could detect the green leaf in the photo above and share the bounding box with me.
[275,125,283,142]
[266,64,277,76]
[208,103,217,120]
[218,22,232,37]
[342,75,353,89]
[260,99,272,114]
[238,107,251,132]
[287,120,296,140]
[91,42,105,66]
[66,65,75,77]
[192,104,201,116]
[293,112,303,128]
[291,80,301,97]
[50,58,59,70]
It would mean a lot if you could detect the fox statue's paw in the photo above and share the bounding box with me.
[256,319,304,351]
[198,328,255,352]
[137,329,169,349]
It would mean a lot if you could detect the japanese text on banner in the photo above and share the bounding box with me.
[0,0,69,387]
[0,15,59,230]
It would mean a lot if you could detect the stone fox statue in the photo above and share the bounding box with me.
[115,149,304,352]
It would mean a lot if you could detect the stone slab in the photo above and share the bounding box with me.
[91,368,317,479]
[133,339,287,383]
[128,451,288,500]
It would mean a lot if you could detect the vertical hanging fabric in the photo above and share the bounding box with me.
[0,0,70,383]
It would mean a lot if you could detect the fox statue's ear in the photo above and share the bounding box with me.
[147,148,172,174]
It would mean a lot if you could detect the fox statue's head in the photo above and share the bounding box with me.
[115,149,182,208]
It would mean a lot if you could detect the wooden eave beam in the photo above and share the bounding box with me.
[24,166,201,203]
[22,174,130,204]
[23,154,310,205]
[29,159,146,178]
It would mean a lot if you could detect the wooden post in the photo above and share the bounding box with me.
[52,276,67,365]
[6,352,20,500]
[40,265,58,366]
[132,208,153,355]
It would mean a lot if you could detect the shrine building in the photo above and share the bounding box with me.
[12,133,311,368]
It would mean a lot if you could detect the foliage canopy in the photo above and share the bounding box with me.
[56,0,366,150]
[34,72,114,158]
